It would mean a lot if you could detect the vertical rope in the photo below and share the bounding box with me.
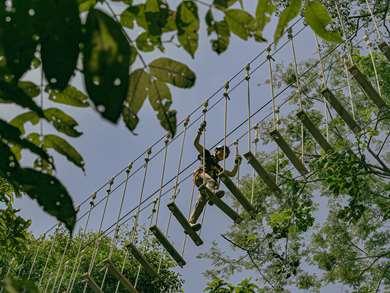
[223,82,229,171]
[100,164,133,290]
[55,261,69,293]
[246,64,252,154]
[364,34,382,96]
[251,126,260,204]
[82,179,114,293]
[314,34,330,140]
[342,56,356,120]
[27,234,45,280]
[38,224,60,288]
[364,0,383,41]
[267,46,279,184]
[289,28,305,164]
[16,254,26,277]
[67,193,96,292]
[199,101,208,235]
[181,181,196,255]
[51,235,70,292]
[335,2,353,63]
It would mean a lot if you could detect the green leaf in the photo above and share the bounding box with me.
[43,134,84,171]
[18,81,40,98]
[83,9,131,123]
[176,1,199,58]
[37,0,82,90]
[211,20,230,54]
[136,32,161,52]
[0,141,20,179]
[0,80,44,117]
[274,0,302,43]
[13,168,76,232]
[120,7,136,29]
[255,0,275,39]
[144,0,169,36]
[148,79,177,136]
[48,86,89,107]
[149,57,196,88]
[0,0,38,81]
[9,112,39,134]
[44,108,82,137]
[304,0,342,43]
[2,277,39,293]
[78,0,97,12]
[213,0,239,10]
[0,119,50,163]
[122,105,139,133]
[224,9,255,40]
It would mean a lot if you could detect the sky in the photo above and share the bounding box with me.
[3,1,362,292]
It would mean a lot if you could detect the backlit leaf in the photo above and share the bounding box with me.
[48,86,89,108]
[83,9,131,122]
[9,111,39,134]
[224,9,255,40]
[149,57,195,88]
[274,0,302,43]
[144,0,169,36]
[176,1,199,57]
[304,0,342,43]
[44,108,82,137]
[255,0,275,40]
[18,81,40,98]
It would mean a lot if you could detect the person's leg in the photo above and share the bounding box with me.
[188,193,207,226]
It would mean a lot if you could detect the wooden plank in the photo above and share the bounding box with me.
[199,185,242,224]
[269,130,308,176]
[348,65,387,109]
[105,260,138,293]
[167,202,203,246]
[379,42,390,62]
[321,88,361,135]
[297,111,333,152]
[126,243,158,279]
[83,273,103,293]
[219,172,256,217]
[150,226,186,267]
[244,152,281,194]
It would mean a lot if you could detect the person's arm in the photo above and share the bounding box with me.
[194,121,206,154]
[224,156,242,177]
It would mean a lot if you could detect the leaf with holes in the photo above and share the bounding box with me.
[12,167,76,232]
[149,58,195,88]
[83,9,131,122]
[10,111,39,134]
[0,141,20,179]
[43,134,84,171]
[136,32,161,52]
[0,80,44,117]
[224,9,255,40]
[36,0,81,90]
[44,108,82,137]
[148,79,176,136]
[123,69,149,132]
[0,119,50,163]
[274,0,302,44]
[48,86,89,108]
[176,1,199,58]
[18,81,40,98]
[0,0,38,81]
[304,0,342,43]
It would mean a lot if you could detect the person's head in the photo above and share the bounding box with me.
[214,145,230,161]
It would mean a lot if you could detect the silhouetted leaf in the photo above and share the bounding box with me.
[48,86,89,108]
[0,119,50,163]
[213,0,239,10]
[43,134,84,171]
[44,108,82,137]
[149,58,195,88]
[274,0,302,43]
[304,0,342,43]
[83,9,131,122]
[0,141,20,179]
[0,80,44,117]
[224,9,255,40]
[13,168,76,232]
[37,0,81,90]
[176,1,199,57]
[0,0,38,81]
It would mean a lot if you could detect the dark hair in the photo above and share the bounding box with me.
[215,145,230,157]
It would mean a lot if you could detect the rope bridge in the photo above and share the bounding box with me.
[11,2,390,292]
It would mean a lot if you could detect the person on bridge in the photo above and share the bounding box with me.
[189,121,242,231]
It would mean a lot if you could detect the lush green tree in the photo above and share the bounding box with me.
[1,228,183,292]
[199,48,390,292]
[0,0,370,231]
[205,277,259,292]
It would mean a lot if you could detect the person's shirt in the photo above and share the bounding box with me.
[197,149,222,181]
